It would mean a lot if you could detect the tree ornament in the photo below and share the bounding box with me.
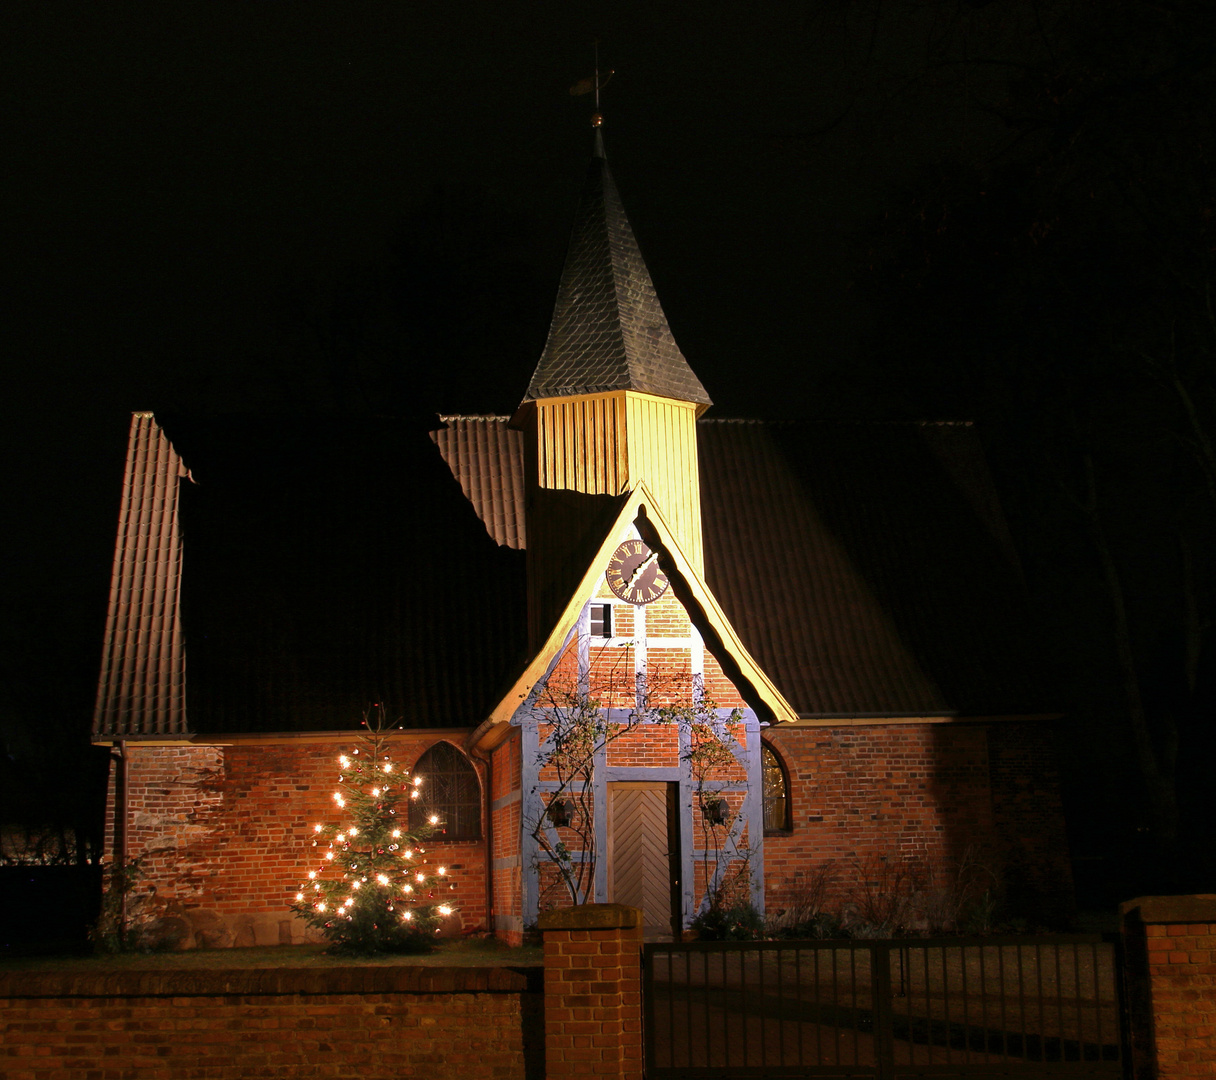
[289,706,454,953]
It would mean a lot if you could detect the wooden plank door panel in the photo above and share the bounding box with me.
[609,782,678,939]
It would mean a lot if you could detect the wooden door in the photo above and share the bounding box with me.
[607,782,680,939]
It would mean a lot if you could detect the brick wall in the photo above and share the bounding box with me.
[763,721,1073,923]
[538,904,643,1080]
[987,722,1073,920]
[491,728,524,943]
[0,967,542,1080]
[605,722,681,767]
[1121,894,1216,1079]
[106,734,487,949]
[587,644,637,707]
[638,593,690,637]
[700,651,746,706]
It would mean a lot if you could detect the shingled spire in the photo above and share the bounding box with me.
[518,121,711,646]
[523,130,711,408]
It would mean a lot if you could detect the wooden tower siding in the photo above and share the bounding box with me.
[522,388,705,651]
[624,393,704,572]
[535,393,627,494]
[532,391,702,570]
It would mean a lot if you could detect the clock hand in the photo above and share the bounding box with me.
[625,550,657,587]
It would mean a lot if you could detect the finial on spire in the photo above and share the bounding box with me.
[569,40,613,129]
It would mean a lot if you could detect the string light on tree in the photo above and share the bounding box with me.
[289,706,456,954]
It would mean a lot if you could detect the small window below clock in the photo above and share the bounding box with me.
[590,603,613,638]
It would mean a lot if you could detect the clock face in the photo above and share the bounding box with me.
[605,539,670,605]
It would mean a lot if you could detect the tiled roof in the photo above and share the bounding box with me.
[93,413,1047,737]
[697,420,1044,716]
[523,133,712,408]
[443,416,1045,716]
[92,414,190,737]
[431,417,525,549]
[94,414,527,737]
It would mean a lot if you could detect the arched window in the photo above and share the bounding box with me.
[762,743,791,833]
[410,742,482,841]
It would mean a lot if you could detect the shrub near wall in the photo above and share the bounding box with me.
[0,966,543,1080]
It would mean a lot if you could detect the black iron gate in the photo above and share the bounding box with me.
[643,935,1128,1078]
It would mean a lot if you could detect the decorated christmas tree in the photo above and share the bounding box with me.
[290,710,454,953]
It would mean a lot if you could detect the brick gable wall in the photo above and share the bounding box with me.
[490,728,524,943]
[100,565,1072,946]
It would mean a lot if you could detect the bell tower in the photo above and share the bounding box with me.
[514,118,711,645]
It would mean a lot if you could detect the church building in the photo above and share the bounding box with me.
[92,121,1072,947]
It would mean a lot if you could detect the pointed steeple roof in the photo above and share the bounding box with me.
[523,130,712,408]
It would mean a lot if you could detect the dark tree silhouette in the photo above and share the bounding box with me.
[845,0,1216,894]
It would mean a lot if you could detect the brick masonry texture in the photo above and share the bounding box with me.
[491,729,524,943]
[0,966,544,1080]
[540,907,644,1080]
[762,722,1073,921]
[1121,897,1216,1079]
[106,719,1072,949]
[105,564,1073,950]
[700,652,745,707]
[606,723,680,768]
[106,736,487,949]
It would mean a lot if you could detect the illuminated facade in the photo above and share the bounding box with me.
[93,129,1072,947]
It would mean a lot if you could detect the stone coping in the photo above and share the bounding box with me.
[1119,893,1216,925]
[0,965,543,999]
[536,903,641,931]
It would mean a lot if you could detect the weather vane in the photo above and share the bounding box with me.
[569,40,614,127]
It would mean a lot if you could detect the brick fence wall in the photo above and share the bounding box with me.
[0,966,543,1080]
[24,896,1213,1080]
[1121,894,1216,1080]
[538,904,644,1080]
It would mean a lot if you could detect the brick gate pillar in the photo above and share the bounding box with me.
[1120,894,1216,1079]
[537,903,644,1080]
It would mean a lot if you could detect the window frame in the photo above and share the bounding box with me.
[409,740,483,842]
[761,741,792,835]
[590,602,614,639]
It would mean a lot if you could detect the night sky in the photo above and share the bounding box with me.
[4,3,1004,703]
[4,3,1210,897]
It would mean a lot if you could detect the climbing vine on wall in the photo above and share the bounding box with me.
[528,655,746,912]
[684,715,752,911]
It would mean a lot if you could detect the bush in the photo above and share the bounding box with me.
[690,901,765,941]
[767,862,841,938]
[765,850,1010,941]
[770,911,845,939]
